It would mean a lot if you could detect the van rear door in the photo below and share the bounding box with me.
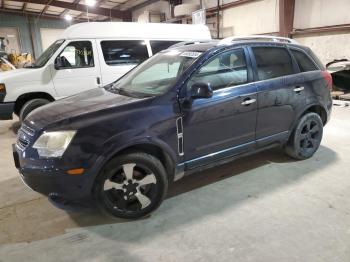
[51,39,101,98]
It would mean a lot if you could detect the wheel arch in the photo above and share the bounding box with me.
[117,143,175,181]
[14,92,55,115]
[288,103,328,142]
[304,104,328,125]
[95,139,177,184]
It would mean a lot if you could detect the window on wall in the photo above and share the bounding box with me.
[187,48,248,91]
[150,41,181,55]
[100,40,149,66]
[58,41,94,68]
[252,47,294,80]
[291,49,318,72]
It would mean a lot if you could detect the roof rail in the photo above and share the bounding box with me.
[169,40,215,49]
[218,35,299,45]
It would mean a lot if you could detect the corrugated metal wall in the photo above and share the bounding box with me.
[0,13,69,58]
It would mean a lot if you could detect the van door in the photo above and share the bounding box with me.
[97,39,150,86]
[51,39,101,98]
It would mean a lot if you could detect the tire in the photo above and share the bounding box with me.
[93,152,168,219]
[285,112,323,160]
[19,98,50,122]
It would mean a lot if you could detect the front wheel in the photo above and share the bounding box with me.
[285,112,323,160]
[93,152,168,219]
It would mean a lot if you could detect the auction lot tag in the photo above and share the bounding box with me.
[180,52,202,58]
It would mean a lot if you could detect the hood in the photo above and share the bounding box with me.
[0,67,45,83]
[25,88,148,130]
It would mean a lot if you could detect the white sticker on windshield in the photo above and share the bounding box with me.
[180,52,202,58]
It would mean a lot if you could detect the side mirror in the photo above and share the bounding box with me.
[190,82,213,99]
[54,56,63,70]
[54,56,71,70]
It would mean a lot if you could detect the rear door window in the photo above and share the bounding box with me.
[100,40,149,66]
[150,41,181,55]
[291,49,318,72]
[252,47,294,80]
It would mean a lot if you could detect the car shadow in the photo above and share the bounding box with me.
[0,145,337,245]
[63,145,337,240]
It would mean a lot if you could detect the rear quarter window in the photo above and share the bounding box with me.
[291,49,318,72]
[252,47,294,81]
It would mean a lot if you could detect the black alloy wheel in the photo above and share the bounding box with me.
[285,112,323,160]
[93,152,168,219]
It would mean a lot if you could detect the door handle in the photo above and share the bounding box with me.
[96,77,101,86]
[294,86,304,92]
[241,98,257,106]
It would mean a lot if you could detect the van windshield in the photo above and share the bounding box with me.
[108,49,202,97]
[25,39,65,68]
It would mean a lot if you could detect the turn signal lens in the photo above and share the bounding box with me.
[0,84,5,92]
[67,168,85,175]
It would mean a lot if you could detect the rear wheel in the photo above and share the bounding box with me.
[93,152,168,219]
[285,112,323,160]
[19,98,50,122]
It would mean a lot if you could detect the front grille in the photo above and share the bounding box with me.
[16,123,35,150]
[18,136,29,148]
[21,124,35,136]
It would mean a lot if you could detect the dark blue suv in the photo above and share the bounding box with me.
[13,37,332,219]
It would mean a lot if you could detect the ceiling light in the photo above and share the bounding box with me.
[86,0,96,7]
[64,14,73,21]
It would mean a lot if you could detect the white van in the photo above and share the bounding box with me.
[0,22,211,121]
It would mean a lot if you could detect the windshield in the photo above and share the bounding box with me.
[108,49,202,97]
[25,39,65,68]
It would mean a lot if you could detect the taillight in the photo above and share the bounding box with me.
[321,71,333,90]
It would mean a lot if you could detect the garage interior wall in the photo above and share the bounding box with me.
[0,12,69,58]
[0,26,21,54]
[40,28,65,51]
[132,0,350,66]
[293,0,350,65]
[221,0,279,37]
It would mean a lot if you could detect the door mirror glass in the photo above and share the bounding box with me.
[54,56,70,70]
[190,82,213,99]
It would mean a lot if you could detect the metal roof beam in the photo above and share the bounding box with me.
[7,0,131,20]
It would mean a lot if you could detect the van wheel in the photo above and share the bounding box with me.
[93,152,168,219]
[19,98,50,122]
[285,112,323,160]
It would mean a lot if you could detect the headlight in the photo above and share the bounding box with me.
[33,131,76,158]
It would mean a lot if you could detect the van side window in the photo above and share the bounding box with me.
[100,40,149,66]
[188,48,248,91]
[291,49,318,72]
[150,41,181,55]
[58,41,94,68]
[252,47,294,80]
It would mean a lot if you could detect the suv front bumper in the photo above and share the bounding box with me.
[13,144,94,201]
[0,102,14,120]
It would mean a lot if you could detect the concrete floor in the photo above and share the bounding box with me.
[0,104,350,262]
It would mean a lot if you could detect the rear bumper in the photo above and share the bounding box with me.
[0,102,14,120]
